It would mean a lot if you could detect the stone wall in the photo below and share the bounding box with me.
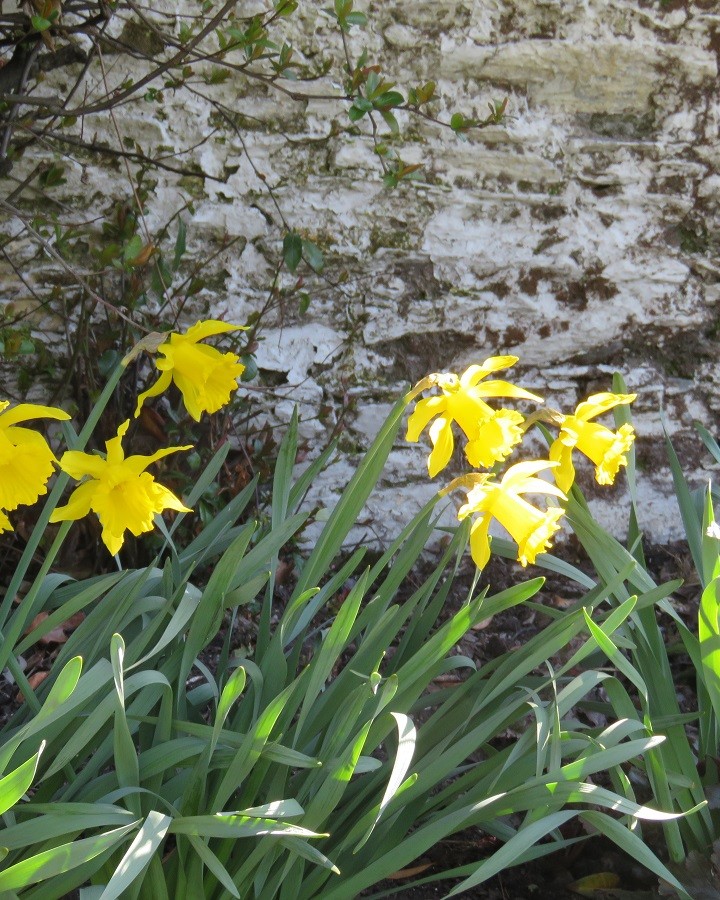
[2,0,719,547]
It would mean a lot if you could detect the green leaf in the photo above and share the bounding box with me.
[352,96,373,113]
[185,834,240,897]
[100,811,171,899]
[301,239,324,273]
[294,570,369,739]
[696,421,720,465]
[355,713,416,850]
[374,90,404,109]
[699,576,720,722]
[173,218,187,270]
[0,743,44,816]
[0,825,138,892]
[291,394,407,597]
[31,15,52,32]
[701,486,720,586]
[278,836,340,873]
[580,811,691,899]
[122,235,143,263]
[169,814,325,840]
[283,232,303,272]
[348,104,367,122]
[380,109,400,135]
[446,811,577,895]
[38,655,83,720]
[275,0,298,15]
[664,427,704,579]
[239,799,304,819]
[212,666,246,755]
[0,806,136,851]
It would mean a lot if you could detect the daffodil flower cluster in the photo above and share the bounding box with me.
[406,357,636,570]
[1,319,247,555]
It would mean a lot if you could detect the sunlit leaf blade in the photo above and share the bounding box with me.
[100,811,171,899]
[0,825,137,892]
[0,742,44,815]
[355,713,416,851]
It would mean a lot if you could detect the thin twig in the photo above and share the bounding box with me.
[0,198,145,331]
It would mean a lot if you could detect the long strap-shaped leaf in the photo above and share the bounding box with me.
[290,395,407,598]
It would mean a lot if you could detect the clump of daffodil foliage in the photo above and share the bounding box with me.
[405,355,635,570]
[0,334,712,900]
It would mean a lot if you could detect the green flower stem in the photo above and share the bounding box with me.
[0,635,42,714]
[0,521,73,692]
[0,362,126,633]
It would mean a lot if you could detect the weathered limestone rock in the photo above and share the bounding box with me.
[2,0,719,550]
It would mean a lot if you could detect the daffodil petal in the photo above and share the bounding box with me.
[101,525,125,557]
[175,349,243,418]
[172,374,205,422]
[135,369,173,417]
[51,417,195,556]
[473,380,543,403]
[151,482,192,513]
[592,423,635,486]
[49,480,96,523]
[0,403,70,427]
[446,394,494,441]
[427,416,454,478]
[549,439,575,494]
[57,450,107,481]
[0,509,11,532]
[574,392,636,422]
[513,477,567,499]
[460,357,518,388]
[7,424,58,453]
[500,459,558,489]
[469,514,492,569]
[405,396,446,442]
[183,319,247,343]
[105,421,132,467]
[123,443,193,475]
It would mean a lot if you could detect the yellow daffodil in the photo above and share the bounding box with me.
[50,420,192,555]
[0,509,12,533]
[465,409,525,469]
[0,400,70,513]
[448,460,566,569]
[135,320,247,422]
[549,392,636,493]
[406,357,542,477]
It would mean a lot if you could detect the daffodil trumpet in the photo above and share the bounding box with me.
[134,319,248,422]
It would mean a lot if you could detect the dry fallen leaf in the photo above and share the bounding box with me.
[16,670,49,702]
[25,610,85,645]
[386,861,433,879]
